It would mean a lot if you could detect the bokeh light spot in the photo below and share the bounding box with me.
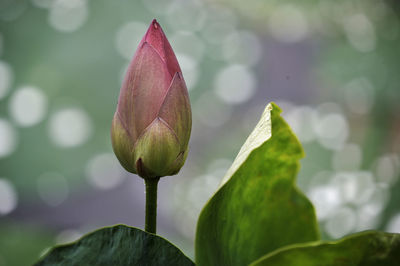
[170,31,205,61]
[325,207,356,238]
[37,172,69,206]
[356,204,380,231]
[214,64,256,105]
[115,21,147,60]
[195,91,233,128]
[48,107,92,147]
[222,30,262,66]
[343,14,376,53]
[308,185,341,220]
[9,86,47,127]
[172,172,220,239]
[364,184,390,215]
[202,20,236,46]
[331,172,375,204]
[331,143,362,171]
[314,112,349,150]
[386,213,400,233]
[31,0,53,9]
[48,0,89,33]
[141,0,172,15]
[0,178,18,215]
[176,53,199,89]
[344,77,375,115]
[166,0,206,31]
[86,153,126,190]
[285,106,318,143]
[0,118,18,158]
[268,5,309,43]
[0,61,13,100]
[374,154,399,185]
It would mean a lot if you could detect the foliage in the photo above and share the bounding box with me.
[36,103,400,265]
[251,231,400,266]
[35,224,194,266]
[195,103,319,265]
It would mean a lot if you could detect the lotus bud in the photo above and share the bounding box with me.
[111,19,192,179]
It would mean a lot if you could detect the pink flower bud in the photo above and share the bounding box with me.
[111,19,192,179]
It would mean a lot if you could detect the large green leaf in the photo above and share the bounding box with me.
[34,224,194,266]
[251,231,400,266]
[195,102,319,266]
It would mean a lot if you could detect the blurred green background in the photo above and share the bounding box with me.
[0,0,399,265]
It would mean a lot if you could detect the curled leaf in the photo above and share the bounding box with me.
[195,103,319,266]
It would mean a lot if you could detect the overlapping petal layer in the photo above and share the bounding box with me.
[111,113,136,174]
[158,72,192,150]
[117,42,171,141]
[139,19,181,78]
[133,118,181,177]
[111,19,192,178]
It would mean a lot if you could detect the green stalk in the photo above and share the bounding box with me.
[144,177,160,234]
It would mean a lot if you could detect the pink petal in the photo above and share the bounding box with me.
[117,42,171,141]
[158,72,192,150]
[139,19,181,78]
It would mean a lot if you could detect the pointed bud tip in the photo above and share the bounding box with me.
[151,19,159,29]
[143,19,164,45]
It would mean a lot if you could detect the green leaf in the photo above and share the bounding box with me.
[195,102,320,266]
[251,231,400,266]
[34,224,194,266]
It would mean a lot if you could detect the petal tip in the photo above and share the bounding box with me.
[145,19,163,41]
[151,19,159,29]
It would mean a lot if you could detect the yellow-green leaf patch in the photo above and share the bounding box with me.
[195,103,319,266]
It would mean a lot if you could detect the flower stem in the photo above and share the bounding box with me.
[144,177,160,234]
